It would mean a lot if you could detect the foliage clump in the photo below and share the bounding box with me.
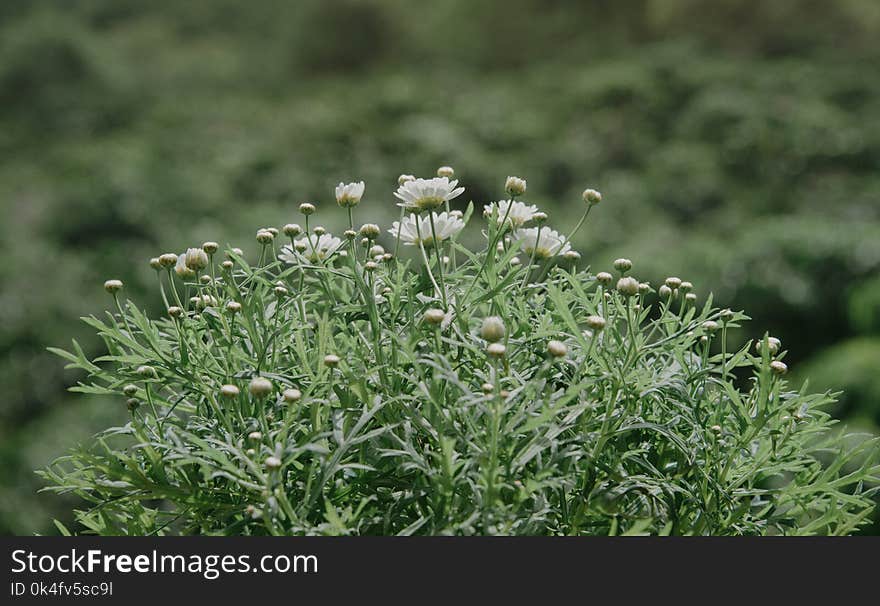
[47,171,878,535]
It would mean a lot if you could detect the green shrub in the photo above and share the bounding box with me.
[45,174,878,535]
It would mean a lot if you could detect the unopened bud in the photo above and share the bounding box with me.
[248,377,273,397]
[220,384,240,398]
[283,388,302,403]
[547,340,568,358]
[616,276,640,296]
[283,223,302,237]
[480,316,506,342]
[185,247,209,271]
[770,360,788,375]
[486,343,507,358]
[104,279,123,294]
[582,188,602,205]
[159,253,179,268]
[423,308,446,325]
[256,230,274,244]
[613,258,632,273]
[586,315,606,331]
[505,176,527,197]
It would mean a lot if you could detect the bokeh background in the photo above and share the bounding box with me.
[2,0,879,535]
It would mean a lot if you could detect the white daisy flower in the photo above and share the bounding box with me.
[175,253,196,278]
[483,199,539,228]
[513,227,571,259]
[388,211,464,247]
[335,181,365,208]
[280,233,343,264]
[394,177,465,211]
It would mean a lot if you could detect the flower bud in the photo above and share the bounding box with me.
[719,308,734,321]
[200,275,212,285]
[658,285,672,299]
[123,384,138,396]
[226,301,242,314]
[266,227,279,237]
[770,360,788,375]
[563,250,581,262]
[159,253,179,268]
[582,188,602,205]
[665,277,682,290]
[185,247,209,271]
[283,223,302,237]
[369,245,385,258]
[324,354,341,368]
[638,282,650,294]
[481,382,494,394]
[364,261,378,272]
[533,211,548,223]
[360,223,381,239]
[202,241,219,255]
[382,253,394,262]
[274,286,289,296]
[616,276,640,296]
[505,176,527,197]
[343,229,357,240]
[256,230,274,244]
[449,210,463,219]
[136,365,156,378]
[613,258,632,273]
[220,384,240,398]
[702,320,719,333]
[104,279,123,294]
[149,257,162,270]
[312,225,326,236]
[486,342,507,358]
[248,431,262,441]
[423,308,446,325]
[480,316,506,342]
[227,248,244,259]
[248,377,273,397]
[398,174,415,185]
[755,337,782,355]
[437,166,455,178]
[221,260,234,270]
[685,293,697,303]
[680,281,693,293]
[283,388,302,403]
[168,306,183,318]
[265,456,282,470]
[586,315,606,331]
[547,340,568,358]
[299,203,316,215]
[510,256,521,267]
[596,272,613,285]
[127,398,140,411]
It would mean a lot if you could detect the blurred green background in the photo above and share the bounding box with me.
[2,0,879,535]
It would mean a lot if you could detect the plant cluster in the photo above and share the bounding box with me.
[46,170,878,535]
